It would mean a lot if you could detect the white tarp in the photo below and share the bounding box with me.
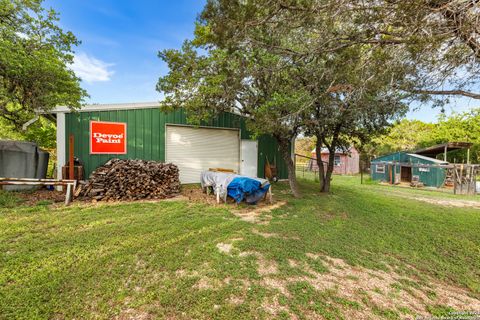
[200,171,269,202]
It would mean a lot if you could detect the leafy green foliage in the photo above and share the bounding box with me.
[295,137,316,162]
[158,30,306,196]
[0,0,86,129]
[0,116,56,149]
[200,0,480,102]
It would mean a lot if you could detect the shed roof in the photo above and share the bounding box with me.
[50,101,160,113]
[371,151,449,164]
[49,102,245,118]
[414,142,472,157]
[406,153,449,164]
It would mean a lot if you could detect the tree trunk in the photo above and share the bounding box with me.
[315,137,326,191]
[278,136,301,198]
[322,147,336,193]
[316,129,339,193]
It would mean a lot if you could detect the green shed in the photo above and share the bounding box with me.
[52,102,289,183]
[370,152,448,188]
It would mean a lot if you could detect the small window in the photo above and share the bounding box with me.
[334,155,341,166]
[376,164,385,173]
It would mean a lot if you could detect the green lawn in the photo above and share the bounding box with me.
[1,177,479,319]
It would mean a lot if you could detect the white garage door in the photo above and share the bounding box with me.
[166,125,240,183]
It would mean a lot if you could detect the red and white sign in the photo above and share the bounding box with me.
[90,121,127,154]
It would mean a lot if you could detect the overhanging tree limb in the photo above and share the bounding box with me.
[412,89,480,99]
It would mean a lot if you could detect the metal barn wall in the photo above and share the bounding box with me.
[370,152,446,187]
[370,152,404,182]
[409,157,446,188]
[65,107,288,180]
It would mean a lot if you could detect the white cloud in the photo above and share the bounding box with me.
[71,52,114,83]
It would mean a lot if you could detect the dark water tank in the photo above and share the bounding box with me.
[0,140,50,191]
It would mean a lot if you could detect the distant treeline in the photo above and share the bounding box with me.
[368,109,480,163]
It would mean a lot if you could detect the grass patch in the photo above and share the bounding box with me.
[1,176,479,319]
[0,190,22,208]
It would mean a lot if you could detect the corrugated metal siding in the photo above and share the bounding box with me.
[370,152,446,187]
[65,108,288,180]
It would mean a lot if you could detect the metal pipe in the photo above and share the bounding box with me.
[22,114,39,131]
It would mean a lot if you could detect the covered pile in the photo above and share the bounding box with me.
[78,159,180,201]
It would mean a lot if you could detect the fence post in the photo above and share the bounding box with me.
[361,161,363,185]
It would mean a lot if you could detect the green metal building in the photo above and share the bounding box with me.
[52,102,289,183]
[371,152,448,188]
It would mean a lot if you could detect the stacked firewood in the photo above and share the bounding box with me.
[78,159,181,201]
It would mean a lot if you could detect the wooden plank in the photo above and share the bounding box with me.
[0,178,75,182]
[69,134,74,180]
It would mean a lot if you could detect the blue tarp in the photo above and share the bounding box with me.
[227,177,270,204]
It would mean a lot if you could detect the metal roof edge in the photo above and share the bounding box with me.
[50,101,161,113]
[413,142,473,155]
[406,153,449,164]
[371,151,404,162]
[48,102,247,119]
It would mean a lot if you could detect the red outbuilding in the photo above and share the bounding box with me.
[309,147,360,175]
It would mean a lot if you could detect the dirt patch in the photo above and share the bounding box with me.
[231,201,287,224]
[13,186,190,208]
[252,228,279,238]
[115,308,151,320]
[15,189,66,206]
[227,295,244,305]
[288,259,300,268]
[258,257,278,276]
[262,295,297,319]
[258,254,480,318]
[411,196,480,209]
[216,242,233,254]
[193,277,215,290]
[216,237,243,254]
[252,228,300,240]
[240,251,278,276]
[379,188,480,209]
[181,186,219,205]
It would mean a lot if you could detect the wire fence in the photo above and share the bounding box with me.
[295,162,319,182]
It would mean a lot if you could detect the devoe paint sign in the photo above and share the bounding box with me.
[90,121,127,154]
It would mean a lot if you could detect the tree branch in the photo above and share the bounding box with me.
[412,89,480,99]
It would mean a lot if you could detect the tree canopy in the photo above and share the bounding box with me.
[0,0,86,129]
[157,0,479,194]
[200,0,480,102]
[368,109,480,163]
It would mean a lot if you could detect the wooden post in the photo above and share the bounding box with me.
[360,161,363,185]
[69,134,74,181]
[453,167,457,195]
[389,164,393,184]
[467,148,470,165]
[393,163,397,184]
[65,183,72,205]
[460,165,463,194]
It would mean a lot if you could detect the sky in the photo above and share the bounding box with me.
[45,0,478,123]
[45,0,206,105]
